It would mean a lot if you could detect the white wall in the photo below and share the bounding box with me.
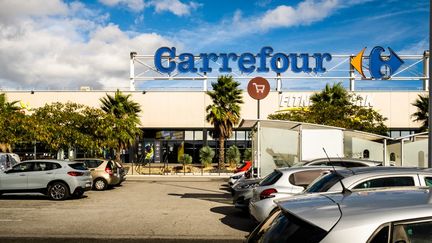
[301,129,343,160]
[259,126,299,177]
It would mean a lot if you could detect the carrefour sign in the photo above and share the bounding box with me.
[154,46,404,79]
[154,46,332,74]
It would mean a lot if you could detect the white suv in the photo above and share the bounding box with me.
[0,160,92,200]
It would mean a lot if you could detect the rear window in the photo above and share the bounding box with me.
[83,160,103,168]
[289,170,330,187]
[248,210,328,243]
[305,172,345,193]
[260,170,283,186]
[68,163,87,170]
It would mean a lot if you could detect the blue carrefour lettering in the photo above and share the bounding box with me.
[153,47,333,74]
[270,53,289,73]
[312,53,332,73]
[154,47,176,74]
[238,53,256,73]
[290,53,312,73]
[178,53,197,73]
[369,46,404,79]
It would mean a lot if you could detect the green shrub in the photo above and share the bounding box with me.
[199,146,215,168]
[226,145,241,167]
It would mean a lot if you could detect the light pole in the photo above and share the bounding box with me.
[425,1,432,204]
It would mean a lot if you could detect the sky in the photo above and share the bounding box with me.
[0,0,429,91]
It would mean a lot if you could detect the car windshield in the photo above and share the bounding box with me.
[247,210,328,243]
[259,170,283,186]
[68,163,87,170]
[305,172,345,193]
[291,162,306,167]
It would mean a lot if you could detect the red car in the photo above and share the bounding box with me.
[234,161,252,173]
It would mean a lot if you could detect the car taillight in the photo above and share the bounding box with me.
[260,188,278,200]
[67,171,84,176]
[105,167,113,175]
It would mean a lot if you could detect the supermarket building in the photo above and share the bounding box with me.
[2,47,430,166]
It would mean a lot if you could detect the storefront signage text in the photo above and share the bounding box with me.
[154,47,332,74]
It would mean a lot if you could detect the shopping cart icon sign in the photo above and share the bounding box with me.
[247,77,270,100]
[252,83,266,93]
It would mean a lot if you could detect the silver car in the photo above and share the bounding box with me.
[247,188,432,243]
[0,160,92,200]
[250,167,432,222]
[249,166,339,222]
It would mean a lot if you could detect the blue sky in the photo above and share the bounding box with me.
[0,0,429,90]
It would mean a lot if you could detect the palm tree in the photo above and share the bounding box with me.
[0,93,20,113]
[206,76,243,170]
[412,94,429,132]
[100,90,141,119]
[100,90,142,161]
[310,82,350,106]
[199,146,215,168]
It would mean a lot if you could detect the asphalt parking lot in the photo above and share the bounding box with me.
[0,176,257,243]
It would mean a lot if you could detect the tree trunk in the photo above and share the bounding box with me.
[115,144,123,162]
[218,137,225,170]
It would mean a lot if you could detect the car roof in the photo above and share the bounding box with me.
[335,166,429,177]
[276,166,344,173]
[22,159,82,164]
[277,188,432,232]
[306,157,382,165]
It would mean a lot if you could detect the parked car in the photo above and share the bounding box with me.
[0,160,92,200]
[231,177,261,211]
[292,157,383,167]
[249,166,432,222]
[74,158,122,190]
[234,161,252,173]
[0,153,20,172]
[248,166,341,221]
[247,187,432,243]
[228,171,247,186]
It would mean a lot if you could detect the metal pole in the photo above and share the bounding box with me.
[33,141,37,160]
[130,52,136,91]
[276,58,282,92]
[349,55,355,91]
[257,100,260,119]
[383,139,387,166]
[429,1,432,168]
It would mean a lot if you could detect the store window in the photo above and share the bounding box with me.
[185,131,194,140]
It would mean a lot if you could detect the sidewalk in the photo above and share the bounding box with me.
[124,163,235,177]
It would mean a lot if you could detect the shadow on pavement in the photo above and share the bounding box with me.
[211,206,258,233]
[168,192,232,205]
[0,194,88,201]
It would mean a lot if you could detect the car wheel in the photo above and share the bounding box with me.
[94,178,107,191]
[48,182,70,200]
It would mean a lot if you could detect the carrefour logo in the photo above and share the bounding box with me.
[351,46,404,79]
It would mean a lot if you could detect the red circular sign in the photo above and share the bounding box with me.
[247,77,270,100]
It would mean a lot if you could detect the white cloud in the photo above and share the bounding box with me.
[259,0,339,29]
[0,1,173,90]
[0,0,68,23]
[98,0,145,12]
[174,0,367,49]
[149,0,201,16]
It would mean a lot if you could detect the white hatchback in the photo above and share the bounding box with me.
[0,160,92,200]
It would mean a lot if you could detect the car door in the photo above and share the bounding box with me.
[0,162,33,190]
[27,162,56,189]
